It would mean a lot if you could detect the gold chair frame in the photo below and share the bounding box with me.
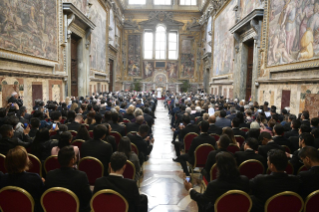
[183,132,199,153]
[41,187,80,212]
[239,159,265,176]
[27,153,42,177]
[68,130,78,135]
[298,165,308,175]
[72,139,85,146]
[90,189,129,212]
[304,190,319,212]
[0,153,6,172]
[127,131,137,136]
[266,161,294,175]
[130,142,139,156]
[214,190,252,212]
[209,133,220,141]
[78,156,104,177]
[239,127,249,132]
[44,155,58,174]
[125,160,136,180]
[282,145,291,153]
[264,191,304,212]
[0,186,35,212]
[123,118,131,123]
[210,163,217,181]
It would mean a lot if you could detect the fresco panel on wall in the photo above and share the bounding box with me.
[127,34,141,77]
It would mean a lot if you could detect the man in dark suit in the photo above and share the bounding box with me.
[207,115,222,135]
[289,124,312,152]
[284,119,300,139]
[29,118,40,138]
[110,112,126,136]
[311,117,319,130]
[88,113,103,131]
[80,124,113,176]
[231,117,246,138]
[311,128,319,149]
[298,146,319,198]
[235,138,266,167]
[272,124,290,147]
[301,111,311,127]
[45,146,92,212]
[258,132,285,159]
[226,108,237,121]
[126,116,144,133]
[173,121,216,176]
[66,111,82,131]
[287,133,314,175]
[215,110,231,128]
[250,149,301,212]
[94,152,148,212]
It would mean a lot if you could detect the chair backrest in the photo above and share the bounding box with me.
[123,119,131,124]
[194,144,215,168]
[123,160,136,180]
[267,162,294,175]
[41,187,79,212]
[0,153,6,174]
[83,124,89,130]
[110,131,122,146]
[265,191,304,212]
[195,116,201,122]
[210,163,218,181]
[298,165,309,175]
[91,189,129,212]
[183,133,199,154]
[234,135,245,146]
[282,145,291,154]
[69,130,78,137]
[227,144,240,154]
[89,130,94,138]
[78,157,104,185]
[209,133,220,141]
[239,159,265,179]
[304,190,319,212]
[49,131,57,137]
[28,154,42,177]
[131,143,139,156]
[239,128,249,133]
[72,139,85,151]
[127,131,137,136]
[0,186,34,212]
[44,155,60,174]
[214,190,252,212]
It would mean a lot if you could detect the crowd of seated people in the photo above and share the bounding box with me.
[0,91,157,212]
[166,93,319,212]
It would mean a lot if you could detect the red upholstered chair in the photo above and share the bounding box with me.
[44,155,60,174]
[123,160,136,180]
[61,118,67,124]
[239,127,249,133]
[190,144,214,176]
[282,145,291,154]
[183,133,199,154]
[127,131,137,136]
[69,130,78,137]
[214,190,252,212]
[78,157,104,185]
[49,131,57,137]
[227,144,240,154]
[41,187,79,212]
[131,143,139,156]
[265,191,304,212]
[83,124,89,130]
[0,153,6,174]
[28,154,42,177]
[304,190,319,212]
[0,186,34,212]
[209,133,220,141]
[89,130,94,138]
[298,165,309,174]
[202,163,218,187]
[239,159,265,179]
[266,162,294,175]
[110,131,122,147]
[195,116,201,122]
[234,135,245,146]
[91,189,129,212]
[72,139,85,151]
[123,118,131,124]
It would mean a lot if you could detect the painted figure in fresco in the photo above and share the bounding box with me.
[298,0,315,49]
[144,62,153,77]
[169,63,176,78]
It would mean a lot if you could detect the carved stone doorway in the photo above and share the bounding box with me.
[245,40,254,102]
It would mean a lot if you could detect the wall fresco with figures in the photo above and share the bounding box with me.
[180,36,195,78]
[167,62,178,78]
[127,34,141,77]
[241,0,261,18]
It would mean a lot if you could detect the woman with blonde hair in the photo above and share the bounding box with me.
[70,102,79,111]
[124,105,135,121]
[222,127,240,147]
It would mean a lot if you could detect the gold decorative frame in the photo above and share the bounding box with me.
[304,190,319,212]
[78,156,104,176]
[0,153,6,172]
[27,153,42,177]
[90,189,129,212]
[214,190,252,212]
[238,159,265,175]
[41,187,80,212]
[193,144,215,168]
[125,160,136,180]
[264,191,304,212]
[44,155,58,174]
[210,163,218,181]
[0,186,35,212]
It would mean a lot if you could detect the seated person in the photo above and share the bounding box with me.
[0,146,44,212]
[66,111,82,132]
[94,152,148,212]
[31,128,58,162]
[298,146,319,198]
[74,125,91,141]
[231,117,246,138]
[289,124,312,152]
[284,119,300,139]
[235,138,266,167]
[88,113,102,131]
[250,149,301,212]
[272,124,290,147]
[203,135,231,180]
[80,124,113,176]
[45,146,92,212]
[110,112,126,136]
[207,115,222,135]
[126,115,144,134]
[258,132,285,159]
[29,118,40,138]
[104,123,117,152]
[173,121,216,176]
[50,124,68,140]
[312,128,319,149]
[184,152,249,212]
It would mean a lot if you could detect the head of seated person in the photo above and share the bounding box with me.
[5,146,31,174]
[67,111,76,122]
[182,115,191,126]
[93,124,108,140]
[75,115,83,124]
[30,118,40,130]
[298,146,319,169]
[231,118,240,128]
[109,152,128,175]
[217,135,231,150]
[216,151,240,181]
[0,124,14,139]
[267,149,287,173]
[247,128,260,140]
[273,124,285,136]
[76,125,90,141]
[200,121,209,133]
[299,133,315,148]
[244,138,259,151]
[258,132,272,145]
[138,124,149,138]
[136,115,144,125]
[51,111,62,123]
[58,146,76,168]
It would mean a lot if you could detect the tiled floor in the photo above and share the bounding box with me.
[139,100,199,212]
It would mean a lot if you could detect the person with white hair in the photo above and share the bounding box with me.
[8,91,23,107]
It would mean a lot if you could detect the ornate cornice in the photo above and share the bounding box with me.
[63,3,96,30]
[138,11,184,29]
[229,8,263,34]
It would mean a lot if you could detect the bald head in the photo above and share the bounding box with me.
[208,115,216,124]
[136,115,144,124]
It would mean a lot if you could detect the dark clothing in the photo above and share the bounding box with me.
[88,123,99,131]
[45,168,92,212]
[207,124,222,135]
[110,123,126,136]
[7,96,23,107]
[126,123,142,134]
[29,128,38,138]
[31,139,58,161]
[0,136,32,155]
[298,166,319,198]
[180,124,200,142]
[226,114,237,121]
[66,121,81,132]
[127,134,152,164]
[204,148,230,180]
[105,135,117,152]
[301,120,311,128]
[232,127,246,138]
[235,149,266,167]
[284,129,299,139]
[273,136,290,147]
[94,175,148,212]
[290,149,304,175]
[258,142,285,159]
[0,172,44,212]
[215,118,231,128]
[314,138,319,149]
[190,176,250,212]
[123,114,135,121]
[289,136,300,153]
[80,139,113,176]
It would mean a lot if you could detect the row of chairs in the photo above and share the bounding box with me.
[0,186,129,212]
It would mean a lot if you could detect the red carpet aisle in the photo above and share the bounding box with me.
[139,100,199,212]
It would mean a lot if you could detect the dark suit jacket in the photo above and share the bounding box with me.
[301,120,311,128]
[289,136,300,153]
[190,176,250,212]
[127,134,150,163]
[314,138,319,149]
[80,139,113,176]
[0,172,44,212]
[207,124,222,135]
[110,123,126,136]
[258,142,285,159]
[290,149,303,175]
[273,136,290,147]
[232,127,246,138]
[284,129,299,139]
[45,168,92,212]
[235,149,266,167]
[67,121,81,132]
[298,166,319,198]
[180,124,200,142]
[88,123,99,131]
[0,136,33,155]
[94,175,141,212]
[226,114,237,121]
[215,118,231,128]
[188,133,216,164]
[204,148,229,180]
[105,135,117,152]
[126,123,141,134]
[29,128,38,138]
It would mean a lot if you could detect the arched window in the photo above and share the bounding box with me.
[156,25,166,59]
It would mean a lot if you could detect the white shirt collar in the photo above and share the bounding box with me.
[109,173,124,178]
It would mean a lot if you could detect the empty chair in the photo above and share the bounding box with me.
[110,131,122,147]
[227,144,240,154]
[304,190,319,212]
[44,155,60,174]
[183,133,199,154]
[28,154,42,177]
[69,130,78,137]
[130,143,139,156]
[91,189,129,212]
[72,139,85,151]
[214,190,252,212]
[265,191,304,212]
[239,128,249,133]
[234,135,245,147]
[41,187,79,212]
[189,144,214,175]
[0,153,6,173]
[78,157,104,185]
[239,159,265,179]
[209,133,220,141]
[123,160,136,180]
[0,186,34,212]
